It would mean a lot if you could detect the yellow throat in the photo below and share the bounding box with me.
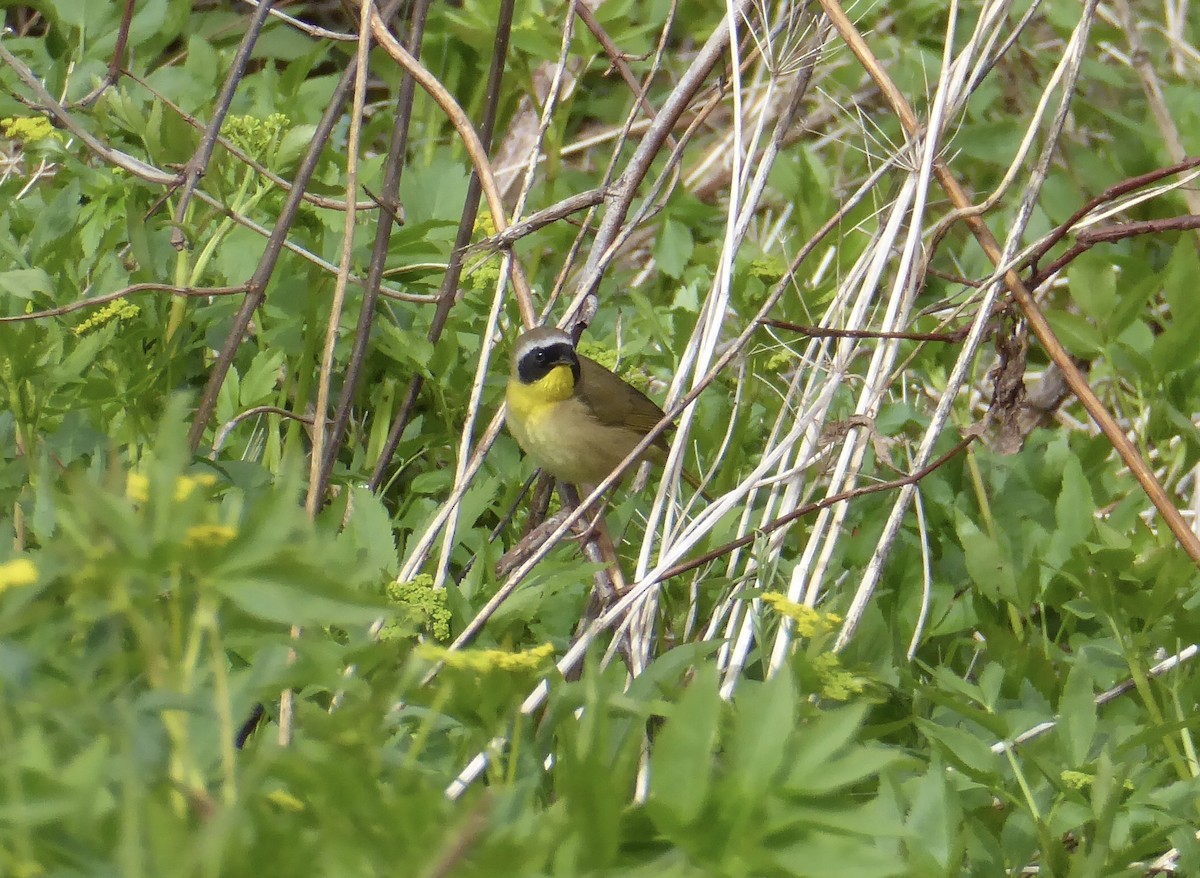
[507,363,574,414]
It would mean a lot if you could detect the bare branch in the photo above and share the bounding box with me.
[171,0,279,250]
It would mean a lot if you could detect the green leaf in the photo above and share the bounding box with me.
[122,0,171,52]
[376,323,436,377]
[955,513,1016,604]
[790,746,905,797]
[671,279,700,312]
[655,217,694,280]
[1057,661,1096,766]
[723,666,796,805]
[766,831,906,878]
[215,365,241,426]
[340,486,398,577]
[1044,311,1103,358]
[780,702,868,794]
[1054,455,1094,550]
[44,0,114,32]
[213,569,382,627]
[1152,244,1200,374]
[647,662,720,828]
[915,720,1000,777]
[51,332,107,384]
[1068,256,1116,324]
[215,225,266,285]
[904,756,963,876]
[29,181,82,260]
[240,349,286,405]
[0,268,52,300]
[626,641,725,702]
[399,152,470,225]
[278,124,319,169]
[1108,264,1158,336]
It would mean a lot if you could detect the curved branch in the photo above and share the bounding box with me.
[0,284,248,324]
[186,63,358,453]
[171,0,278,250]
[367,6,537,328]
[0,42,175,186]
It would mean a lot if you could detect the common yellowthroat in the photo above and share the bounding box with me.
[505,326,682,487]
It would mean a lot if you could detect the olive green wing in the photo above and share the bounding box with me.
[575,355,672,449]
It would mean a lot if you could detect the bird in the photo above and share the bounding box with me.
[504,325,689,489]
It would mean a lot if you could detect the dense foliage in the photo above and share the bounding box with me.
[2,0,1199,874]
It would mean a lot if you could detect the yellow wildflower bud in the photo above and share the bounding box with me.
[184,524,237,549]
[417,642,555,673]
[761,592,842,637]
[126,472,150,503]
[0,558,37,591]
[265,789,305,811]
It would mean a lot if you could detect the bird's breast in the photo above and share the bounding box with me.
[505,390,649,486]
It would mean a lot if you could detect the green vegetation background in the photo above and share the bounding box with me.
[1,0,1199,875]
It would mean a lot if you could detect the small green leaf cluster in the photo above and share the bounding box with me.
[383,574,453,642]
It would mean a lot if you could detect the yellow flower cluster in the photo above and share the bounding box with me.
[1060,770,1134,792]
[222,113,290,156]
[465,257,502,291]
[1060,770,1091,790]
[73,299,140,336]
[417,642,555,673]
[1,115,60,143]
[472,211,497,239]
[125,472,150,503]
[0,558,37,591]
[184,524,237,549]
[765,350,794,372]
[174,473,218,502]
[760,592,842,638]
[759,594,863,700]
[384,574,452,641]
[812,653,866,701]
[124,473,233,548]
[126,472,218,504]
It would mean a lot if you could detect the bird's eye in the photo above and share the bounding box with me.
[535,349,547,362]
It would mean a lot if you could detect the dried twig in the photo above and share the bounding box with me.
[761,316,965,343]
[240,0,357,41]
[567,0,757,319]
[1022,157,1200,277]
[657,434,977,582]
[817,0,1200,573]
[0,283,249,323]
[186,62,359,453]
[991,643,1200,753]
[73,0,136,107]
[306,0,374,518]
[170,0,278,251]
[364,0,521,495]
[367,6,537,327]
[1031,214,1200,287]
[318,0,435,503]
[0,42,175,185]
